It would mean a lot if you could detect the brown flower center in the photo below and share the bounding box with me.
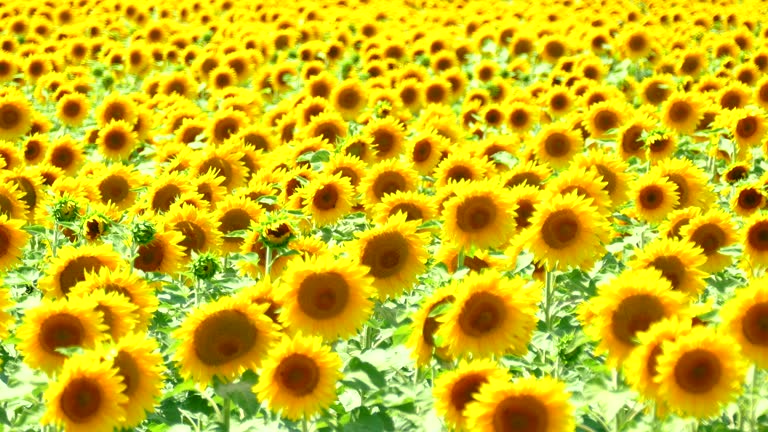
[40,313,84,355]
[742,303,768,346]
[456,195,497,232]
[297,272,349,320]
[689,223,726,256]
[492,395,549,432]
[540,209,579,249]
[194,310,257,365]
[458,292,506,337]
[673,349,722,394]
[611,294,665,346]
[60,377,102,423]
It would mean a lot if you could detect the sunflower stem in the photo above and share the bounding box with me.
[222,396,231,432]
[750,365,759,432]
[457,247,465,271]
[544,267,555,333]
[52,223,59,257]
[194,278,201,307]
[265,245,273,276]
[302,416,309,432]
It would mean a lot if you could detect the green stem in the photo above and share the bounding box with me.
[52,223,59,257]
[544,268,555,332]
[222,397,231,432]
[457,247,465,271]
[195,278,201,307]
[265,245,273,276]
[302,416,309,432]
[750,366,759,432]
[613,369,622,432]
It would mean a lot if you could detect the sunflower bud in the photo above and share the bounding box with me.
[131,220,156,246]
[52,197,79,223]
[192,253,219,280]
[82,213,110,241]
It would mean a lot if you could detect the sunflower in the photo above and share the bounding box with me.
[442,180,518,250]
[373,190,436,225]
[297,173,352,226]
[740,213,768,269]
[303,111,347,145]
[97,120,138,160]
[75,289,139,342]
[572,149,632,205]
[173,296,278,387]
[97,332,165,427]
[41,354,127,432]
[655,326,747,418]
[45,136,85,176]
[193,142,247,191]
[351,212,429,299]
[39,243,122,298]
[254,333,342,421]
[0,93,32,140]
[660,206,703,240]
[277,254,374,340]
[624,317,693,402]
[405,286,455,367]
[727,108,767,149]
[652,158,713,210]
[639,75,675,106]
[95,92,138,127]
[501,160,552,189]
[331,79,366,120]
[406,129,448,176]
[140,171,195,214]
[94,163,142,210]
[585,100,625,139]
[631,237,708,297]
[17,298,107,373]
[580,268,688,366]
[521,191,611,270]
[465,376,574,432]
[362,116,406,161]
[212,195,262,254]
[69,265,158,331]
[433,150,492,187]
[433,359,510,430]
[436,270,539,359]
[359,158,419,209]
[731,184,765,217]
[22,133,48,165]
[618,114,655,161]
[163,204,222,259]
[543,167,613,214]
[661,92,704,134]
[717,82,751,110]
[630,170,680,223]
[0,214,29,270]
[680,208,737,273]
[133,230,186,275]
[56,92,90,127]
[208,108,246,145]
[505,101,537,134]
[621,26,654,60]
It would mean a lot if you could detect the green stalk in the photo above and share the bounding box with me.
[544,268,555,332]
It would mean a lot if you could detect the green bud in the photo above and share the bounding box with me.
[192,253,220,280]
[52,197,79,223]
[131,220,156,246]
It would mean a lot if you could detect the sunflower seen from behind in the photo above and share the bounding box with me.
[173,296,278,388]
[254,333,343,421]
[436,270,539,359]
[277,255,374,340]
[465,375,575,432]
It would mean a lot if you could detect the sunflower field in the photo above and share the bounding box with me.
[4,0,768,431]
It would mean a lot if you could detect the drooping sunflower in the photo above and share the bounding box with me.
[433,359,510,430]
[0,214,29,270]
[442,179,518,250]
[680,208,737,273]
[299,173,354,227]
[654,326,747,418]
[39,243,122,298]
[720,279,768,369]
[254,333,342,421]
[465,376,575,432]
[579,268,688,366]
[173,296,278,387]
[359,158,419,209]
[630,238,708,297]
[351,212,429,299]
[41,354,127,432]
[436,270,539,359]
[17,298,107,373]
[163,204,222,259]
[277,254,374,340]
[624,316,693,402]
[521,191,611,270]
[535,122,584,169]
[630,170,680,223]
[661,92,704,134]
